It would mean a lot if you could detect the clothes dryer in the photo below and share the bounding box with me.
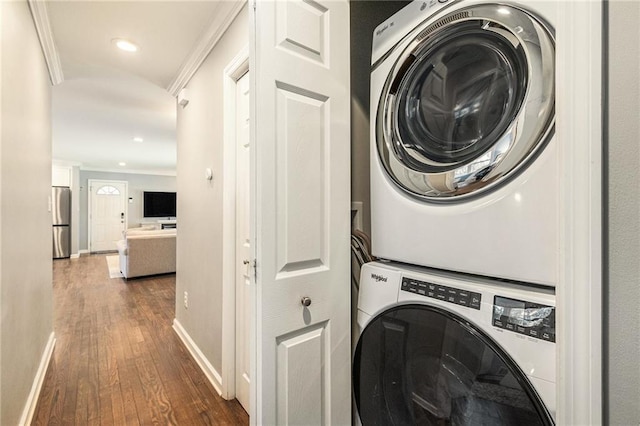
[353,261,556,425]
[370,0,558,286]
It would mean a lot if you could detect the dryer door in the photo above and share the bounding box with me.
[376,4,554,200]
[353,305,554,425]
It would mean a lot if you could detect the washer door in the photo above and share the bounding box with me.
[376,4,554,200]
[353,305,554,425]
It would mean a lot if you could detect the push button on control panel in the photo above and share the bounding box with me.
[401,277,482,310]
[492,296,556,343]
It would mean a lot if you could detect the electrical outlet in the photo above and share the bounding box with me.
[183,291,188,309]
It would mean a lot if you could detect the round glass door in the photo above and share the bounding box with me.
[376,4,555,200]
[353,305,554,425]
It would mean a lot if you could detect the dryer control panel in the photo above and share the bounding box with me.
[492,296,556,343]
[401,277,482,310]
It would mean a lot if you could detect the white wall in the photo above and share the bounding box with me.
[78,170,176,250]
[0,1,54,423]
[607,1,640,423]
[175,5,248,380]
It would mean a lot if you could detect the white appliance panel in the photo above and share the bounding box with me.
[355,262,557,420]
[369,0,559,286]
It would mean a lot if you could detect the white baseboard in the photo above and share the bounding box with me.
[70,253,80,259]
[76,250,89,258]
[19,332,56,426]
[172,319,223,396]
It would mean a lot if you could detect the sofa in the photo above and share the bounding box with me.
[116,227,176,279]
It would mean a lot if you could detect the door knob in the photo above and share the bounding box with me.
[301,297,312,307]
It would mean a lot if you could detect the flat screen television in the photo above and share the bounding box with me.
[143,191,176,218]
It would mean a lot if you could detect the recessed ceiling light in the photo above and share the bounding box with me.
[118,162,126,166]
[133,137,143,142]
[112,38,138,53]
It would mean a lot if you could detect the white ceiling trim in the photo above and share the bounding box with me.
[28,0,64,85]
[53,159,82,168]
[166,0,246,97]
[80,166,177,177]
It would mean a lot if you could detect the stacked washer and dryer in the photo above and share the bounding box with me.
[354,0,558,424]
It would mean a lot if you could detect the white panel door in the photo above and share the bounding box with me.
[251,0,351,424]
[89,180,127,252]
[235,70,251,413]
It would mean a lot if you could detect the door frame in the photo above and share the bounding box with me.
[221,45,250,401]
[555,2,603,424]
[87,179,128,252]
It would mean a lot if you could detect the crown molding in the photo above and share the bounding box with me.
[28,0,64,85]
[166,0,246,97]
[80,166,177,177]
[53,159,82,168]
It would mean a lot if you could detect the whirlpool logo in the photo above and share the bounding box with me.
[371,273,388,283]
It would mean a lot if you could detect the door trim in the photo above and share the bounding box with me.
[87,179,128,252]
[555,1,602,424]
[221,45,250,401]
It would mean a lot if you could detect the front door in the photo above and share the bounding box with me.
[89,180,127,252]
[251,0,351,424]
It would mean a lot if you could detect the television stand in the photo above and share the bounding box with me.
[157,219,176,229]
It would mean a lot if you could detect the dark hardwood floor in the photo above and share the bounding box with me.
[32,254,248,425]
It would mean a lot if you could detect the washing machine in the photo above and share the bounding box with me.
[353,261,556,425]
[370,0,557,286]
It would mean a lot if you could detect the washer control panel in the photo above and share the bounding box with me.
[492,296,556,343]
[401,277,482,310]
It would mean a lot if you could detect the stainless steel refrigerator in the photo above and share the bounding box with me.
[52,186,71,259]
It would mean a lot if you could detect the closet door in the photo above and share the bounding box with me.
[251,0,351,424]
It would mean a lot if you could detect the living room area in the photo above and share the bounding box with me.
[53,168,177,249]
[53,164,179,274]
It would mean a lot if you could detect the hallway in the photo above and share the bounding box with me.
[32,255,248,425]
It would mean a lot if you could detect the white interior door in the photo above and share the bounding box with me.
[251,0,351,424]
[235,70,251,413]
[89,180,127,252]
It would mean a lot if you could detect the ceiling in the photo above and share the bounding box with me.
[45,1,241,175]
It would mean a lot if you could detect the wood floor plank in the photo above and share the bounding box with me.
[97,320,115,425]
[111,312,141,425]
[32,255,249,426]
